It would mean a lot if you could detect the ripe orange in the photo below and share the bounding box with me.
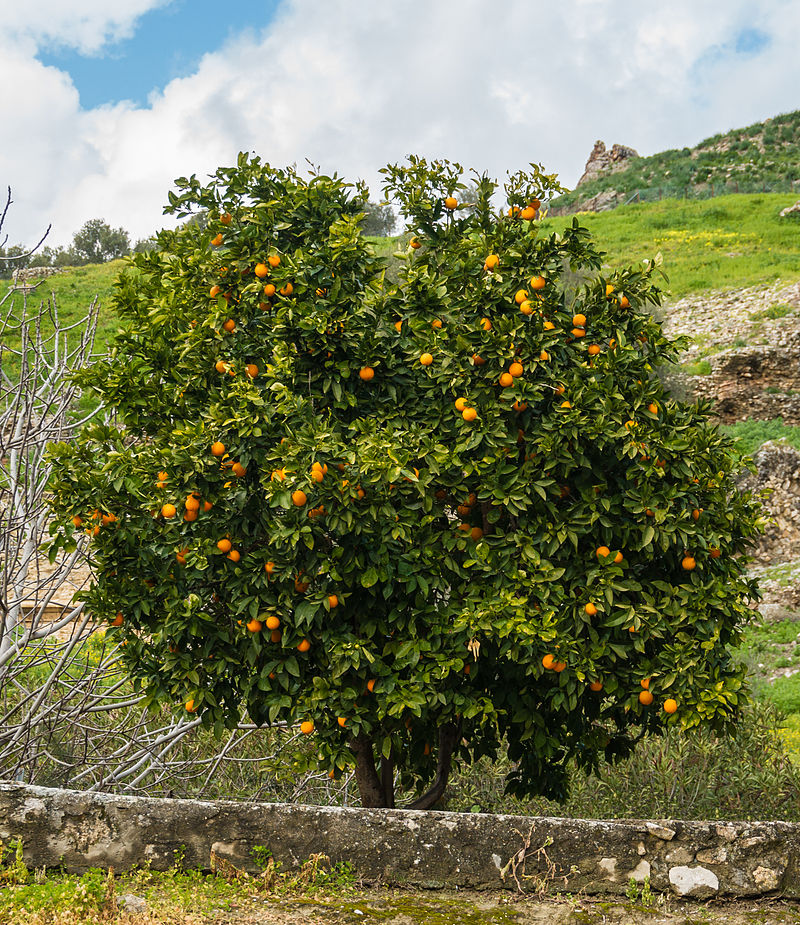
[664,698,678,714]
[596,545,611,559]
[72,515,83,527]
[589,680,603,692]
[519,300,533,316]
[266,615,280,630]
[367,679,376,693]
[209,285,222,298]
[619,295,630,308]
[270,629,282,643]
[161,503,177,518]
[185,699,197,713]
[220,212,232,225]
[222,319,236,333]
[520,206,536,220]
[203,500,213,512]
[254,263,269,279]
[514,290,529,305]
[512,400,528,412]
[709,545,721,559]
[328,594,339,608]
[215,360,227,374]
[359,366,375,381]
[294,572,310,592]
[509,362,523,378]
[232,462,246,477]
[337,716,347,727]
[279,283,293,296]
[543,320,556,331]
[410,238,421,249]
[648,403,658,415]
[184,510,198,523]
[268,255,281,268]
[540,351,550,361]
[559,400,571,409]
[499,372,513,388]
[692,508,701,521]
[571,327,586,338]
[394,320,403,332]
[212,443,226,462]
[485,254,499,269]
[553,661,567,673]
[263,283,276,297]
[641,678,651,690]
[639,690,654,706]
[470,526,483,542]
[217,538,232,553]
[227,549,240,563]
[431,319,442,329]
[211,233,223,247]
[297,639,311,653]
[613,551,623,564]
[530,275,546,290]
[444,196,458,210]
[420,352,433,366]
[300,720,314,735]
[245,364,259,378]
[587,344,600,356]
[479,317,492,331]
[292,490,307,507]
[585,602,597,616]
[455,397,467,411]
[605,283,614,297]
[682,556,696,571]
[247,618,263,633]
[462,407,478,422]
[472,354,486,366]
[542,654,555,670]
[112,612,124,627]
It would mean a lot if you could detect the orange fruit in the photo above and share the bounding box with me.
[227,549,240,563]
[247,618,263,633]
[311,468,324,483]
[664,699,678,714]
[540,351,550,361]
[220,212,232,225]
[648,403,658,415]
[394,320,403,332]
[209,285,221,298]
[499,372,513,388]
[641,678,651,690]
[183,510,198,523]
[682,556,696,571]
[203,500,213,512]
[367,679,376,693]
[431,319,442,329]
[571,328,586,338]
[211,440,225,457]
[519,300,533,316]
[514,289,529,305]
[266,615,280,630]
[692,508,701,521]
[337,717,347,727]
[455,397,467,411]
[543,320,556,331]
[292,490,307,507]
[542,654,555,670]
[300,720,314,735]
[639,690,654,706]
[216,538,232,553]
[560,400,571,409]
[472,354,486,366]
[268,255,281,268]
[232,462,246,477]
[254,263,269,279]
[185,699,196,713]
[613,551,623,564]
[462,407,478,422]
[444,196,458,210]
[297,639,311,653]
[470,526,483,542]
[72,515,83,527]
[279,283,293,296]
[328,594,339,608]
[222,319,236,333]
[520,206,536,220]
[512,401,528,412]
[709,545,721,559]
[112,612,124,627]
[161,503,177,518]
[553,661,567,673]
[585,602,597,616]
[157,471,168,482]
[270,629,282,643]
[294,572,310,592]
[485,254,499,269]
[587,344,600,356]
[530,275,546,290]
[359,367,375,381]
[263,283,276,297]
[509,362,523,378]
[420,352,433,366]
[589,680,603,692]
[605,283,614,297]
[215,360,227,373]
[480,317,492,331]
[211,233,223,247]
[619,295,630,308]
[246,364,259,378]
[410,238,421,249]
[596,545,611,559]
[572,313,587,327]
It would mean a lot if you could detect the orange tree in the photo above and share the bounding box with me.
[46,154,763,808]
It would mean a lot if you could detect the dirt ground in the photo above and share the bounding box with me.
[201,888,800,925]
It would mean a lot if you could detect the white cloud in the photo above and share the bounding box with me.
[1,0,798,249]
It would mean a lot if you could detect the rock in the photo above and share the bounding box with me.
[577,141,639,187]
[117,894,148,913]
[646,822,675,841]
[779,200,800,218]
[669,865,720,898]
[753,866,781,891]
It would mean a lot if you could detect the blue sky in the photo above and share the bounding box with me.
[37,0,282,108]
[1,0,798,247]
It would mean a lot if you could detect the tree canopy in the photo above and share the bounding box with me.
[47,154,763,808]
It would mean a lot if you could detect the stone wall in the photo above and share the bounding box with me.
[1,782,799,899]
[10,266,61,284]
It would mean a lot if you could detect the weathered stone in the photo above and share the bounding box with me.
[716,825,737,842]
[752,866,781,891]
[576,141,639,188]
[117,894,148,913]
[780,199,800,218]
[696,847,728,864]
[646,822,675,841]
[626,860,650,883]
[665,847,695,866]
[669,865,720,898]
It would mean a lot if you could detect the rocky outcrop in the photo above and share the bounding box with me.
[577,141,639,187]
[2,781,800,897]
[780,200,800,218]
[737,442,800,567]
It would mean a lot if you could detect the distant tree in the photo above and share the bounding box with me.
[360,201,396,237]
[72,219,131,264]
[134,237,158,254]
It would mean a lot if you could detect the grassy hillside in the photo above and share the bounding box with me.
[552,109,800,213]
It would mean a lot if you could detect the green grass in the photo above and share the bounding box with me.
[720,418,800,456]
[539,193,800,298]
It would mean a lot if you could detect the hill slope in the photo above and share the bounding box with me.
[552,110,800,213]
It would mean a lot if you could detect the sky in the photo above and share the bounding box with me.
[1,0,799,249]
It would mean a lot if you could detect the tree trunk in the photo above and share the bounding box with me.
[380,751,395,809]
[407,721,461,810]
[348,733,385,808]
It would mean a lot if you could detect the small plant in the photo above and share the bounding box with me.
[251,845,274,872]
[0,839,29,885]
[683,359,713,376]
